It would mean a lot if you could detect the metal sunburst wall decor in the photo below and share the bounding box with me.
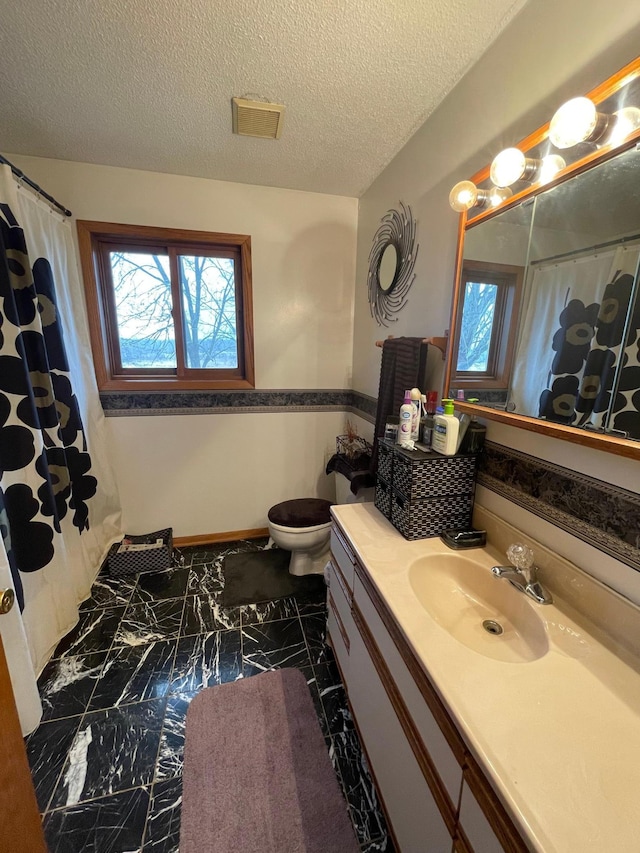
[367,201,419,327]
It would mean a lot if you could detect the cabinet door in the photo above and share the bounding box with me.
[327,599,350,679]
[327,559,355,679]
[353,575,463,808]
[457,781,505,853]
[330,526,356,590]
[348,619,452,853]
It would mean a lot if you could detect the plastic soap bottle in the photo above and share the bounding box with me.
[399,391,414,445]
[410,387,422,440]
[432,399,460,455]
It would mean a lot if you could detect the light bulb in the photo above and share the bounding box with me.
[548,97,608,148]
[449,181,480,212]
[538,154,565,184]
[489,148,539,187]
[487,186,513,207]
[609,107,640,146]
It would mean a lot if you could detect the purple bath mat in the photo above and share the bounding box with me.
[180,668,359,853]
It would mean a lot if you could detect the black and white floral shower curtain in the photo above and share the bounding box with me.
[509,247,640,439]
[538,247,640,436]
[0,166,121,733]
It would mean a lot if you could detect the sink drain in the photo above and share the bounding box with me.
[482,619,504,636]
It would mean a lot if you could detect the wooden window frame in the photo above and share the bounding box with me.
[452,259,523,390]
[77,221,255,391]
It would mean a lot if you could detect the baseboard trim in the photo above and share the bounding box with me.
[173,528,269,547]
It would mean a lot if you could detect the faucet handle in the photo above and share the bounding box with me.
[506,543,534,571]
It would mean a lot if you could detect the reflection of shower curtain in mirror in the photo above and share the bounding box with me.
[608,262,640,438]
[509,246,640,436]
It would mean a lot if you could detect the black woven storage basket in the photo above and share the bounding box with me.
[374,476,392,519]
[108,528,173,578]
[377,439,394,483]
[393,448,476,502]
[391,492,473,540]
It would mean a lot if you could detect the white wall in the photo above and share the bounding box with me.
[353,0,640,602]
[10,156,358,537]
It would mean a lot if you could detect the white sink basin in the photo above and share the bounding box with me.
[408,553,549,663]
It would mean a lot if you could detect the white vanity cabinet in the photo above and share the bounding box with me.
[455,782,505,853]
[328,519,528,853]
[347,610,453,852]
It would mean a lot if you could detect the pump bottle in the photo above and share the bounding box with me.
[431,399,459,455]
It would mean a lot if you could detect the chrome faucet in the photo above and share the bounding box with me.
[491,543,552,605]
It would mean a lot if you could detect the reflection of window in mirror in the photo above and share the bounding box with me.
[453,260,523,389]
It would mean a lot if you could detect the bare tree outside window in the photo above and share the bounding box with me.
[110,251,238,370]
[110,251,174,368]
[456,281,498,371]
[179,255,238,369]
[77,221,254,390]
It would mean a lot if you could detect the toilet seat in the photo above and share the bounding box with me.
[268,498,333,528]
[268,518,332,536]
[267,498,334,577]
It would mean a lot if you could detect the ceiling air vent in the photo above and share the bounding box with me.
[232,97,285,140]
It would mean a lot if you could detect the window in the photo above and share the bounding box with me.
[452,260,522,389]
[77,222,254,390]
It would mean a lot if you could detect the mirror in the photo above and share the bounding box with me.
[378,244,398,291]
[367,202,419,327]
[510,146,640,439]
[446,58,640,458]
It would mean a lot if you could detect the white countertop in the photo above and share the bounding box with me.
[331,502,640,853]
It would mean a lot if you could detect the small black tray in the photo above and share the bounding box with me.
[440,528,487,550]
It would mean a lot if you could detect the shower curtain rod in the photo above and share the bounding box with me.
[0,153,72,217]
[530,231,640,266]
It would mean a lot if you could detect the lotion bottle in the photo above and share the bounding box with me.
[399,390,413,444]
[432,399,459,455]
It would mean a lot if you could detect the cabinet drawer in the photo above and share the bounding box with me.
[391,489,473,540]
[374,475,392,519]
[330,526,356,590]
[327,599,350,675]
[328,559,352,633]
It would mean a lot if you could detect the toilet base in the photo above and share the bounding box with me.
[267,499,334,578]
[287,543,330,577]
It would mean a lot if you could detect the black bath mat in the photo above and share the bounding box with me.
[221,549,326,607]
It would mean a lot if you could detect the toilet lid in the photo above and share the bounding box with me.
[268,498,334,528]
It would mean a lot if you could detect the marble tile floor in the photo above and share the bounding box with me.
[27,539,395,853]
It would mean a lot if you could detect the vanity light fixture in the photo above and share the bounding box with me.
[450,63,640,220]
[449,180,482,212]
[490,147,540,188]
[538,154,566,184]
[609,106,640,146]
[487,185,513,206]
[548,96,609,149]
[448,180,512,212]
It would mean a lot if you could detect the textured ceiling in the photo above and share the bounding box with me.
[0,0,527,197]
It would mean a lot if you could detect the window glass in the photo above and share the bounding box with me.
[179,255,238,369]
[109,250,175,368]
[78,221,254,390]
[456,280,498,372]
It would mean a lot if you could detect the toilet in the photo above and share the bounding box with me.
[267,498,334,576]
